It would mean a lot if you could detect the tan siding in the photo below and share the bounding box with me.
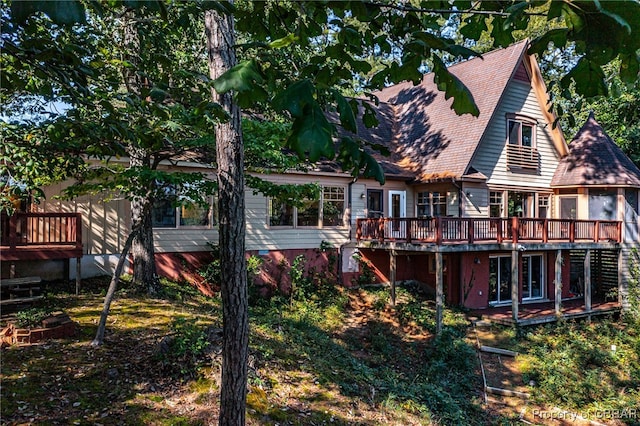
[461,183,488,217]
[471,80,561,189]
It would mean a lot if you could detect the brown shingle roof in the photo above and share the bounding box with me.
[551,113,640,187]
[371,39,530,181]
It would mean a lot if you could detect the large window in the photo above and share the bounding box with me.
[268,185,345,228]
[152,188,216,229]
[417,191,446,217]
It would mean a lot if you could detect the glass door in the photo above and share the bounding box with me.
[489,256,512,304]
[522,254,544,300]
[388,190,406,238]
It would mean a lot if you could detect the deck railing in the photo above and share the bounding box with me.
[356,217,621,245]
[1,212,83,250]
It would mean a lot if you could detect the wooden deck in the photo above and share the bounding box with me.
[468,298,621,326]
[356,217,621,246]
[1,212,83,261]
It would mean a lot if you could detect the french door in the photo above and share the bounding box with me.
[388,190,406,238]
[522,254,544,300]
[489,256,511,304]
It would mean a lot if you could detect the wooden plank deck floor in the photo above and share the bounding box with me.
[469,298,621,326]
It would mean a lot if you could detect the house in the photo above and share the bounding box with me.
[2,40,639,327]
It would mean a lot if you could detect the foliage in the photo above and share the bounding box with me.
[160,316,212,378]
[13,307,52,328]
[518,320,640,415]
[624,248,640,326]
[351,252,376,286]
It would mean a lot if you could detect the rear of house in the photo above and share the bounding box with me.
[3,40,639,326]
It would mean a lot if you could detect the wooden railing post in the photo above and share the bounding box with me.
[436,217,443,245]
[468,219,474,244]
[75,213,83,250]
[542,219,548,243]
[406,218,412,243]
[8,214,17,250]
[497,219,503,243]
[378,219,385,243]
[569,221,576,242]
[511,217,519,243]
[594,221,600,242]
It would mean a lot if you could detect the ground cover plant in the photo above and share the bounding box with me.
[516,318,640,421]
[1,276,498,425]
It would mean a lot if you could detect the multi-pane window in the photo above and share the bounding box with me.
[268,186,345,228]
[322,186,345,226]
[508,120,534,147]
[489,191,503,217]
[269,199,294,226]
[152,187,216,229]
[417,192,446,217]
[538,195,550,219]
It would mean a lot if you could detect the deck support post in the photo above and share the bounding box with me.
[9,262,15,279]
[511,250,519,322]
[618,249,624,306]
[76,257,81,296]
[584,249,591,313]
[435,251,444,335]
[555,250,563,315]
[389,250,396,307]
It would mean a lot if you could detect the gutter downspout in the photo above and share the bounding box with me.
[340,178,358,287]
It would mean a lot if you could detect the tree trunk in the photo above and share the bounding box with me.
[205,7,248,426]
[129,148,160,295]
[123,11,160,296]
[91,227,138,346]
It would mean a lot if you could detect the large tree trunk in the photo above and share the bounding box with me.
[205,7,248,426]
[123,11,160,295]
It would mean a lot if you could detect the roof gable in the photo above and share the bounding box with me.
[551,113,640,187]
[370,40,542,181]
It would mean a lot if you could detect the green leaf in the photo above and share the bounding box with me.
[333,91,357,133]
[561,57,607,98]
[490,16,514,47]
[529,28,569,55]
[412,32,478,59]
[11,0,86,25]
[593,0,631,33]
[287,105,334,162]
[213,60,264,94]
[432,55,479,117]
[269,33,298,49]
[460,15,487,41]
[619,54,640,88]
[272,79,315,118]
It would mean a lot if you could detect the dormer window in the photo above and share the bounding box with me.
[506,114,539,173]
[509,120,533,147]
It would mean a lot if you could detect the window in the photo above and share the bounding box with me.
[538,195,550,219]
[268,185,345,228]
[322,186,345,226]
[417,192,446,217]
[508,120,534,146]
[152,187,216,229]
[522,254,544,300]
[367,190,383,218]
[506,115,539,172]
[489,191,503,217]
[269,199,293,226]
